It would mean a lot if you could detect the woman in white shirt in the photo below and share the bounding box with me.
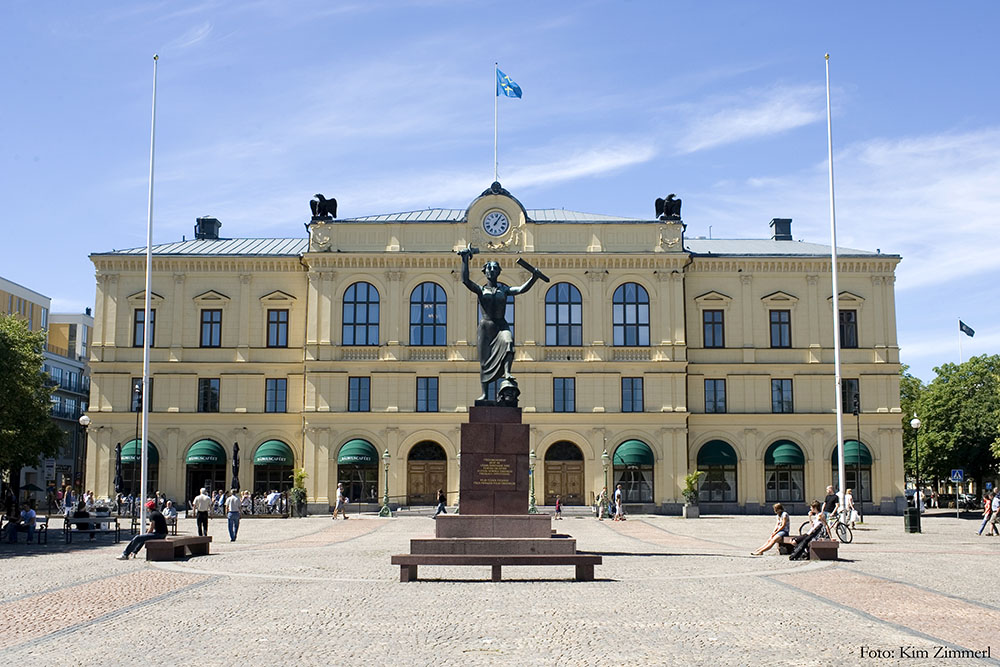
[752,503,790,556]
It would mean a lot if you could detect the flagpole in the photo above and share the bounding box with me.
[140,54,159,531]
[494,62,498,183]
[958,318,963,364]
[826,54,847,502]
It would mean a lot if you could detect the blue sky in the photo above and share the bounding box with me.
[2,1,998,383]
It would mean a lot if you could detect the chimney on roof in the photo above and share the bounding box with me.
[770,218,792,241]
[195,216,222,240]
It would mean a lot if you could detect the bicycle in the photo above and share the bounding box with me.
[799,509,853,543]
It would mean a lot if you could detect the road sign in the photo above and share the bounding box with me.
[950,469,964,483]
[987,482,993,491]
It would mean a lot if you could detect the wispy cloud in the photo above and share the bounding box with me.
[676,85,825,154]
[163,21,213,51]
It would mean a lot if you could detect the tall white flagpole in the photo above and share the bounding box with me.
[826,54,847,502]
[140,54,159,530]
[494,62,499,183]
[958,318,963,364]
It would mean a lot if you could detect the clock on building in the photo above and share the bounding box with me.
[482,210,510,237]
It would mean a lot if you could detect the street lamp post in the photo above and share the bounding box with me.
[853,396,863,523]
[77,414,91,495]
[528,449,538,514]
[601,449,610,495]
[379,449,392,518]
[132,381,141,502]
[455,451,461,514]
[910,415,922,533]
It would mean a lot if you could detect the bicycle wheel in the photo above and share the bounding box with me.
[836,522,853,543]
[798,521,811,535]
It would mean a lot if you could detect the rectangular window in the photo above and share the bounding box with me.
[621,377,643,413]
[416,377,439,412]
[705,379,726,414]
[485,379,499,402]
[349,377,370,412]
[200,309,222,347]
[703,310,724,348]
[771,379,793,414]
[769,310,791,348]
[840,310,858,349]
[198,378,220,413]
[133,308,156,347]
[553,377,575,413]
[265,378,287,413]
[131,377,153,412]
[267,309,289,348]
[41,307,48,330]
[842,378,860,414]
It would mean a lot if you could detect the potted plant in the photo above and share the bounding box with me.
[289,468,308,517]
[682,470,706,519]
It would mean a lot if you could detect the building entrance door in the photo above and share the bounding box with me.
[544,441,585,505]
[406,441,448,505]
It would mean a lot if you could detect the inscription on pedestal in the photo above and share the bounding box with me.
[470,455,517,490]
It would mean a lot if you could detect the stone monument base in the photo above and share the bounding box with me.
[391,406,601,581]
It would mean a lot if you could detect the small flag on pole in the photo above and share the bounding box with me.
[960,320,975,337]
[496,68,522,98]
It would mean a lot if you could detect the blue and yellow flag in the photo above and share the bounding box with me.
[496,68,522,98]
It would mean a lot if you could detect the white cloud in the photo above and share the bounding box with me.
[676,85,826,154]
[163,22,213,51]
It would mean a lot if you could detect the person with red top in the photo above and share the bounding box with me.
[116,500,167,560]
[554,495,562,520]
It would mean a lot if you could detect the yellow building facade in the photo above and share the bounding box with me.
[84,186,905,514]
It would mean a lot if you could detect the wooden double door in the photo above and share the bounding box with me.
[544,461,584,505]
[407,461,447,505]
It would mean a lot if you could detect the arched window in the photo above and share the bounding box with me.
[253,440,294,495]
[833,441,872,502]
[613,440,654,502]
[697,440,737,503]
[545,282,582,346]
[612,282,649,346]
[409,282,447,346]
[765,441,805,503]
[120,440,160,497]
[343,282,379,346]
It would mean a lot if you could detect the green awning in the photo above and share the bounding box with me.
[254,440,294,466]
[834,440,872,466]
[766,440,805,466]
[121,440,159,465]
[697,440,737,466]
[337,439,378,466]
[186,439,226,465]
[613,440,654,467]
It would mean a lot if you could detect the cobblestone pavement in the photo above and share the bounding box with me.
[0,509,996,665]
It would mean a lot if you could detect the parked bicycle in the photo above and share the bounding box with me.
[800,509,853,543]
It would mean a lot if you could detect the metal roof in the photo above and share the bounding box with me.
[685,238,886,257]
[99,238,309,257]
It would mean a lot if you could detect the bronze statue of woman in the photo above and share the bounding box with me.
[458,246,545,403]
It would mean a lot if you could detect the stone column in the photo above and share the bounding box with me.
[237,273,252,361]
[384,270,404,354]
[586,270,607,358]
[806,274,820,362]
[739,274,754,362]
[170,273,186,361]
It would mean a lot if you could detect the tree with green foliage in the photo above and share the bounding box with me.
[0,315,64,484]
[915,355,1000,492]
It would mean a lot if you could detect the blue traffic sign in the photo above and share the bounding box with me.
[950,469,964,482]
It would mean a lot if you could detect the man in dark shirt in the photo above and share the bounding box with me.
[72,500,96,541]
[822,485,840,519]
[117,500,167,560]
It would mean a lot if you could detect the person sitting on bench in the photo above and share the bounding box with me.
[72,500,96,541]
[789,500,830,561]
[751,503,790,556]
[116,500,167,560]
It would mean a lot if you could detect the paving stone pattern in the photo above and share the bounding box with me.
[0,510,996,665]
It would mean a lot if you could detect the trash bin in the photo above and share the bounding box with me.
[904,507,921,533]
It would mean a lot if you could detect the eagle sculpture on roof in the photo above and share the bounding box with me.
[655,194,682,220]
[310,194,337,220]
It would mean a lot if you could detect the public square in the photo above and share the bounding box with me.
[1,509,996,666]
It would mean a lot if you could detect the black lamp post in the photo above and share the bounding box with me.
[910,415,922,515]
[132,380,142,501]
[853,395,863,523]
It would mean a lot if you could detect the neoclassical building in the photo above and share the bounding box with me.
[84,184,905,514]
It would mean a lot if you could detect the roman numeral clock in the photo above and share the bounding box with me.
[482,210,510,237]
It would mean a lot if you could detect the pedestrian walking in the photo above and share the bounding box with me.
[433,489,447,517]
[613,484,624,521]
[596,486,608,520]
[225,489,241,542]
[192,487,212,536]
[989,492,1000,536]
[844,488,857,528]
[977,491,993,536]
[554,495,562,520]
[116,500,167,560]
[333,483,348,520]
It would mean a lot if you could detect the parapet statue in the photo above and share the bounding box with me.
[457,246,548,406]
[310,194,337,219]
[655,194,682,220]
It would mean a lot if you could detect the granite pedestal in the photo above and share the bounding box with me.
[392,405,601,581]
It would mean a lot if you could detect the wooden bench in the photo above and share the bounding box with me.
[390,554,602,582]
[779,536,839,560]
[145,536,212,561]
[3,516,48,544]
[64,516,120,543]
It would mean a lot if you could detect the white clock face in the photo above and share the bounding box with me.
[483,210,510,237]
